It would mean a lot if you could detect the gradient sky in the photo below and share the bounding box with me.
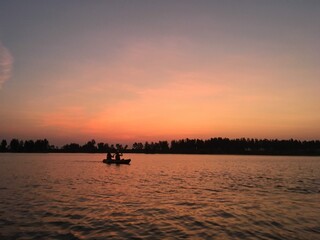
[0,0,319,146]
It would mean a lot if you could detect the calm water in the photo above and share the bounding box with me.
[0,154,319,239]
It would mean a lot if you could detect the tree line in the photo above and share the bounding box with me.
[1,137,320,155]
[0,139,128,153]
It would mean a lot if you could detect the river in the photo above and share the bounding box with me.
[0,153,319,239]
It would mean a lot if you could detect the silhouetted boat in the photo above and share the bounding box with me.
[102,159,131,164]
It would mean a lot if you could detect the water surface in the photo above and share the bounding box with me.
[0,154,319,239]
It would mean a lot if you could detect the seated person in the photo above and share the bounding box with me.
[115,151,123,161]
[106,152,113,160]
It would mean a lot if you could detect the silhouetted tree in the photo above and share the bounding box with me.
[132,142,144,152]
[97,142,110,152]
[159,141,169,152]
[24,140,35,152]
[62,143,81,152]
[82,139,97,152]
[144,141,152,153]
[9,139,23,152]
[0,139,7,152]
[34,139,50,152]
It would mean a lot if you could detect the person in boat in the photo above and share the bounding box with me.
[106,151,113,161]
[115,151,123,161]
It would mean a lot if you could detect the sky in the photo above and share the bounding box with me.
[0,0,319,146]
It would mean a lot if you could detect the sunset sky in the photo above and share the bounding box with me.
[0,1,319,146]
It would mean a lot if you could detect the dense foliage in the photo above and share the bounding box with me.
[1,138,320,155]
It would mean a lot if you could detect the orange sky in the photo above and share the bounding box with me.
[0,1,320,145]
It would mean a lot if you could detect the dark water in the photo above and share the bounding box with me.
[0,154,319,239]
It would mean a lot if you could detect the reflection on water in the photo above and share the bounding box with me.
[0,153,319,239]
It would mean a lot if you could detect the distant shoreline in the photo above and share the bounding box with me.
[1,151,320,157]
[1,137,320,156]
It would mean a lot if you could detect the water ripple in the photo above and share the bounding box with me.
[0,154,319,239]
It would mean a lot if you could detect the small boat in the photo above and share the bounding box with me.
[102,159,131,164]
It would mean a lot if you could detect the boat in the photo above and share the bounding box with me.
[102,159,131,164]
